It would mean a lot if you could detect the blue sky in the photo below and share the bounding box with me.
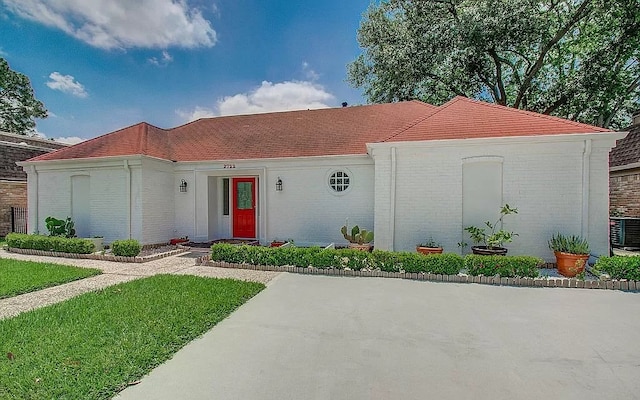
[0,0,371,143]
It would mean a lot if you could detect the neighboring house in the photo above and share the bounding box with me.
[609,111,640,217]
[0,132,67,236]
[18,97,625,260]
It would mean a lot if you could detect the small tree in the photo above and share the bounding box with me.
[0,57,48,135]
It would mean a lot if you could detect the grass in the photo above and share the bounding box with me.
[0,274,265,399]
[0,259,101,299]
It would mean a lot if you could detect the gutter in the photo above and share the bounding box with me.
[30,165,38,234]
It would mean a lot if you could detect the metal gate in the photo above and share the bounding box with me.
[11,207,27,234]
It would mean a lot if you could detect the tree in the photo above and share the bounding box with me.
[0,57,47,134]
[348,0,640,129]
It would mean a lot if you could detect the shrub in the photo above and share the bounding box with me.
[210,244,464,274]
[593,256,640,281]
[464,255,542,278]
[5,233,95,254]
[111,239,141,257]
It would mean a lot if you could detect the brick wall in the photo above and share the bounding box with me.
[0,132,66,181]
[610,169,640,217]
[0,180,27,236]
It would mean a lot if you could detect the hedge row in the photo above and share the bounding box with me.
[464,255,542,278]
[210,244,545,277]
[594,256,640,281]
[6,233,95,254]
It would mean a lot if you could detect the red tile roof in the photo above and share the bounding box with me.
[30,97,611,163]
[384,96,610,143]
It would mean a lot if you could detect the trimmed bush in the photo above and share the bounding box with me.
[5,233,95,254]
[593,256,640,281]
[111,239,142,257]
[464,255,542,278]
[210,244,464,274]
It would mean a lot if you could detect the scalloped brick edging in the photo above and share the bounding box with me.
[7,247,188,263]
[203,259,639,292]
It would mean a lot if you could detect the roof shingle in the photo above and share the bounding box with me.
[30,98,612,163]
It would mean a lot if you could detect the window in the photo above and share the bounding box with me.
[223,178,229,216]
[329,171,350,193]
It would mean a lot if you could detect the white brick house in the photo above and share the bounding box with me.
[19,97,625,260]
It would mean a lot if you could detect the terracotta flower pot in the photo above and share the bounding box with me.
[417,246,444,255]
[554,251,589,277]
[270,241,286,247]
[348,243,373,251]
[471,246,507,256]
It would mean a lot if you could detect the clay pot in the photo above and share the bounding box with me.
[348,243,373,251]
[554,251,589,277]
[417,246,444,255]
[471,246,508,256]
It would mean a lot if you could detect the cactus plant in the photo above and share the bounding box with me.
[341,222,374,245]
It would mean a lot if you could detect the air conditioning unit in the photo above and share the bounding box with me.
[610,218,640,248]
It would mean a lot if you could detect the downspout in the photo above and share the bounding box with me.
[31,165,38,234]
[581,139,592,240]
[124,160,132,239]
[389,147,397,251]
[261,167,267,244]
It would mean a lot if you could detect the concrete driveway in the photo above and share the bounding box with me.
[116,273,640,400]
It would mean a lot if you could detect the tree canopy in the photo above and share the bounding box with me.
[0,57,47,135]
[348,0,640,129]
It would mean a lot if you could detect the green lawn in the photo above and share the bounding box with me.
[0,275,265,400]
[0,259,101,299]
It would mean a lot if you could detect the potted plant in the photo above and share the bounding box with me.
[464,204,518,255]
[548,233,590,277]
[417,237,443,255]
[341,221,374,251]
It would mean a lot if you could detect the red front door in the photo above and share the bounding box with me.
[232,177,256,238]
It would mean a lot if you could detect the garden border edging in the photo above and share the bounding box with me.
[8,246,188,263]
[202,259,638,292]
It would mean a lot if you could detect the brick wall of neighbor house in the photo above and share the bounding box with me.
[0,132,66,236]
[371,135,617,261]
[0,181,27,236]
[610,169,640,217]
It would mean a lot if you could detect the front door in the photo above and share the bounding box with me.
[232,177,256,238]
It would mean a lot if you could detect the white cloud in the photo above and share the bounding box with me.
[46,72,88,98]
[0,47,7,57]
[2,0,217,50]
[54,136,85,145]
[29,130,84,145]
[302,61,319,81]
[176,80,335,122]
[175,106,217,122]
[148,50,173,66]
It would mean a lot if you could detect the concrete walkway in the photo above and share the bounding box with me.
[116,273,640,400]
[0,249,280,319]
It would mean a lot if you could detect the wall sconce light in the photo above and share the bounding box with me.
[179,179,188,193]
[275,177,283,191]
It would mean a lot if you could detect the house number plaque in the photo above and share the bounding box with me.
[223,164,236,169]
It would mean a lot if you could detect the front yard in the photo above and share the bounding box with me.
[0,274,264,399]
[0,259,101,299]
